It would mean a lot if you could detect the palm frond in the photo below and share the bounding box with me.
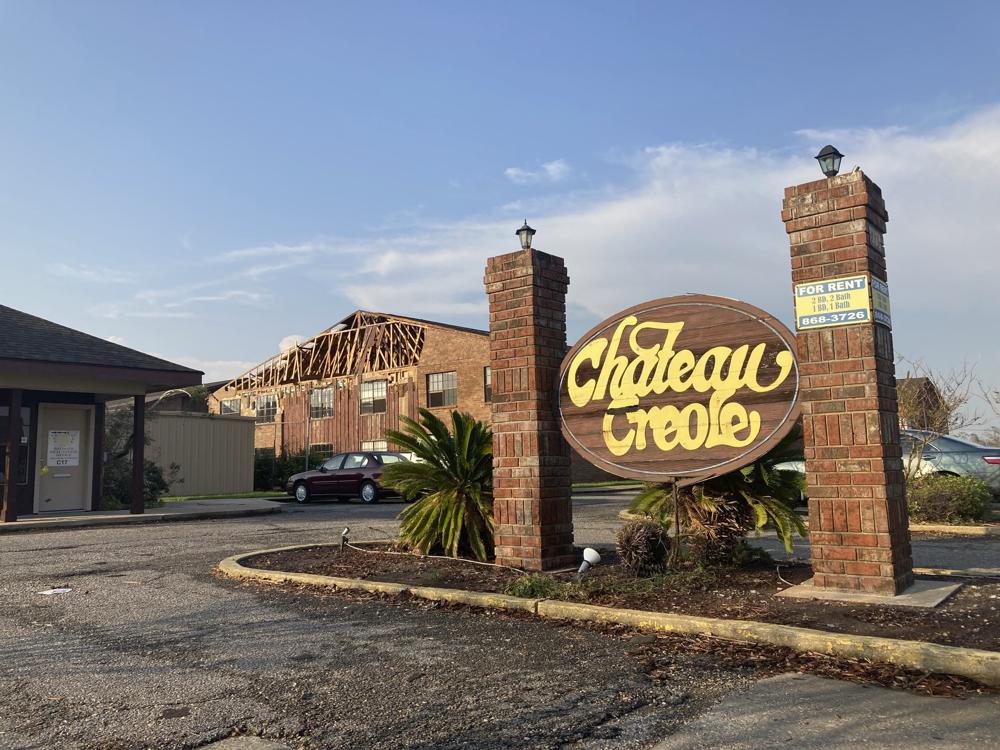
[384,409,495,560]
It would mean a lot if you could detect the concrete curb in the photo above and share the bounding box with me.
[0,506,281,534]
[218,543,1000,688]
[617,509,1000,537]
[218,547,542,611]
[908,523,1000,537]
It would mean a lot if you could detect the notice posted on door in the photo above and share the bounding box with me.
[47,430,80,467]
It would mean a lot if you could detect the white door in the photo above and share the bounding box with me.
[35,405,94,513]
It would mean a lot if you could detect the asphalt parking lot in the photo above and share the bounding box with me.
[0,495,748,750]
[1,493,997,750]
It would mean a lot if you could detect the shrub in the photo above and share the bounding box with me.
[253,453,277,491]
[102,407,181,508]
[615,521,670,576]
[103,458,179,509]
[629,425,806,565]
[383,409,495,560]
[907,474,992,524]
[253,449,329,491]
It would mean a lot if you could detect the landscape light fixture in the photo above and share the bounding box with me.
[576,547,602,580]
[340,526,350,551]
[516,220,536,250]
[815,145,844,178]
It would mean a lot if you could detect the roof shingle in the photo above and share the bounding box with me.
[0,305,201,375]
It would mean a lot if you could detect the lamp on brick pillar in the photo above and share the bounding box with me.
[516,220,536,250]
[782,167,914,596]
[483,225,576,571]
[815,145,844,178]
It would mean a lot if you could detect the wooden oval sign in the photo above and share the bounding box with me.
[559,294,800,483]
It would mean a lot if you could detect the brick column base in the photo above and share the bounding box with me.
[484,248,575,570]
[783,170,914,595]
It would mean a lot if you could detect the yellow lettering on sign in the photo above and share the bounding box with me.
[568,319,793,456]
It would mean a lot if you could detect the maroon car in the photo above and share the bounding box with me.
[286,451,410,504]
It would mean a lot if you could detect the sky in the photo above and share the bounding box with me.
[1,1,998,424]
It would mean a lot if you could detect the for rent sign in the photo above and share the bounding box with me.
[793,273,892,330]
[558,295,800,482]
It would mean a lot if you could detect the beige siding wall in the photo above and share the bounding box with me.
[147,412,254,496]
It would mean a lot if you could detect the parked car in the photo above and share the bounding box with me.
[286,451,410,504]
[774,430,1000,497]
[901,431,1000,495]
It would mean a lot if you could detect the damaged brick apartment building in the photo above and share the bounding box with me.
[209,310,609,481]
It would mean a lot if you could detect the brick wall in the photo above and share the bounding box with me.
[484,248,575,570]
[414,325,492,424]
[210,325,491,455]
[783,170,914,595]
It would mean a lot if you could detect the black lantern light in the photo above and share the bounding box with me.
[815,145,844,178]
[516,220,536,250]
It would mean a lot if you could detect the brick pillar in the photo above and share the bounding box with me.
[484,248,575,570]
[783,170,914,595]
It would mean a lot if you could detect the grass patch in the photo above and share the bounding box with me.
[503,568,717,602]
[504,573,562,599]
[559,568,717,601]
[160,491,285,502]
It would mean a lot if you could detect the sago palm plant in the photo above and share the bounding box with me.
[630,425,807,564]
[382,408,495,561]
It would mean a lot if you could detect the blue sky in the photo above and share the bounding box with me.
[2,1,999,423]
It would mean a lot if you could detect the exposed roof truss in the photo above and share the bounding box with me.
[226,311,426,392]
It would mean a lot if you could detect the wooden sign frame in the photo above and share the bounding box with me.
[558,294,801,483]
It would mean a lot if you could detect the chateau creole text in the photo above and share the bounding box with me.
[566,316,794,456]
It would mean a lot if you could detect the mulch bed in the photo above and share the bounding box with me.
[244,544,1000,653]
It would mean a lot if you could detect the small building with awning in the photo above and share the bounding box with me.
[0,305,202,522]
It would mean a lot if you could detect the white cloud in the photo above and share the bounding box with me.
[106,335,126,345]
[91,303,195,319]
[504,159,571,184]
[542,159,571,181]
[220,241,324,261]
[164,356,259,383]
[48,262,134,284]
[77,105,1000,418]
[163,290,267,309]
[335,105,1000,405]
[279,334,305,351]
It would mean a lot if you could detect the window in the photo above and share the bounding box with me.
[362,440,388,452]
[427,371,457,408]
[255,394,278,424]
[378,453,404,464]
[309,442,334,458]
[342,453,370,469]
[360,380,387,415]
[309,387,334,419]
[322,454,345,471]
[484,366,492,403]
[255,447,275,460]
[220,398,240,415]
